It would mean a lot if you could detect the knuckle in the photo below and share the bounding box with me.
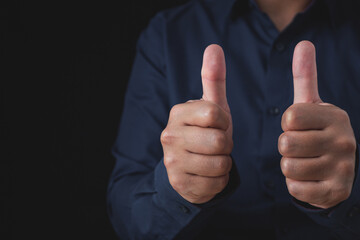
[336,137,356,153]
[212,131,227,152]
[163,153,177,169]
[336,108,350,123]
[169,104,183,119]
[278,133,292,156]
[160,128,175,145]
[337,160,355,177]
[202,103,221,123]
[282,106,301,130]
[286,180,299,198]
[280,158,293,177]
[213,156,232,175]
[169,175,186,193]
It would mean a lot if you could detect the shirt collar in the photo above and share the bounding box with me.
[227,0,339,26]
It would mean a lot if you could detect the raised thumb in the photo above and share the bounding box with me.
[292,40,322,104]
[201,44,229,111]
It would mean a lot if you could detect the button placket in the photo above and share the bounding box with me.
[275,42,285,52]
[268,107,280,116]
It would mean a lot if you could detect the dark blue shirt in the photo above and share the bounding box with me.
[107,0,360,239]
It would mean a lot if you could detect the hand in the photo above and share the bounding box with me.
[161,45,233,204]
[279,41,357,209]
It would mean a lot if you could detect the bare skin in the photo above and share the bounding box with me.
[255,0,312,31]
[161,45,233,204]
[278,41,356,209]
[161,3,357,207]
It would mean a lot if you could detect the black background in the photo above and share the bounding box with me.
[2,0,189,239]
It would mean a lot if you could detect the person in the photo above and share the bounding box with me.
[107,0,360,239]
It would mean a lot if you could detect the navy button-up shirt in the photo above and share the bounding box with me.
[107,0,360,239]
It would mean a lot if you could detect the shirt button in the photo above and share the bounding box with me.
[275,43,285,52]
[348,206,360,218]
[268,107,280,116]
[179,205,190,214]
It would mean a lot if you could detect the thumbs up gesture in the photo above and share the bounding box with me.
[279,41,357,209]
[161,45,233,204]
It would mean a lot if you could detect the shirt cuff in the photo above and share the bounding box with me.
[153,157,240,227]
[292,143,360,237]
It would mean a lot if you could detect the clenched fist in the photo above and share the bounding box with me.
[279,41,357,209]
[161,45,233,204]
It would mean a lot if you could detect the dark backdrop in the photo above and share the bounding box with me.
[2,0,189,239]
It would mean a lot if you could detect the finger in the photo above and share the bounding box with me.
[169,101,230,130]
[168,172,229,203]
[292,40,322,104]
[182,153,232,177]
[201,44,229,112]
[286,178,329,207]
[281,103,335,131]
[183,126,232,155]
[182,126,233,155]
[281,156,332,181]
[278,130,328,158]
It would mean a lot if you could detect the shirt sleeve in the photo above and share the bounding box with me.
[106,13,239,240]
[293,143,360,239]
